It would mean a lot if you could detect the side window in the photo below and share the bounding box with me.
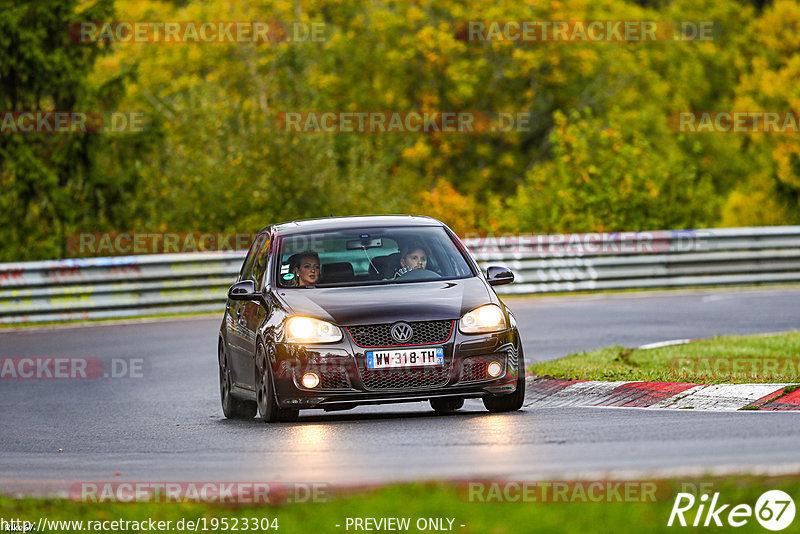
[252,235,272,289]
[239,233,268,282]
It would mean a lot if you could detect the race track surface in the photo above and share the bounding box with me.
[1,287,799,493]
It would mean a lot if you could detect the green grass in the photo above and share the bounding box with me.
[3,476,800,534]
[529,331,800,383]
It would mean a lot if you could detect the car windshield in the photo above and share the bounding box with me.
[276,226,474,288]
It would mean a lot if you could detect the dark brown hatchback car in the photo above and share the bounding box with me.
[218,215,523,422]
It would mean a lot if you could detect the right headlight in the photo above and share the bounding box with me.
[285,316,343,343]
[459,304,507,334]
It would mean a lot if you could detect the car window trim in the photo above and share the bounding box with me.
[272,225,477,288]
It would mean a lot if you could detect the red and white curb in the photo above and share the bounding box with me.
[523,375,800,411]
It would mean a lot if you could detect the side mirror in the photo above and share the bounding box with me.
[227,280,262,302]
[486,266,514,286]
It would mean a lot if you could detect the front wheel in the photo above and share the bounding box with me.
[219,342,257,419]
[482,342,526,413]
[256,343,299,423]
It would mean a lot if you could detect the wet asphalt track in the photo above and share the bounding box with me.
[1,287,799,493]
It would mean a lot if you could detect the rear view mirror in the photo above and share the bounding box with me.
[486,266,514,286]
[347,238,382,249]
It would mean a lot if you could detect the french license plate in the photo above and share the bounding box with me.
[366,348,444,369]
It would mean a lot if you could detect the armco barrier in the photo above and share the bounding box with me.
[1,226,799,323]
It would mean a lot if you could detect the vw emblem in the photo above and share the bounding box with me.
[390,322,413,343]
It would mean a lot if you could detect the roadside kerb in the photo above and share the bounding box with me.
[523,375,800,411]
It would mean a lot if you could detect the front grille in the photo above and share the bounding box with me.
[458,354,507,383]
[361,359,452,391]
[347,320,453,347]
[319,368,352,390]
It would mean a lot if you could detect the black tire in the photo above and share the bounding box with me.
[430,397,464,413]
[219,341,257,419]
[255,342,299,423]
[482,342,526,413]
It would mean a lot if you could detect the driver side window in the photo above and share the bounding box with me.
[239,233,269,283]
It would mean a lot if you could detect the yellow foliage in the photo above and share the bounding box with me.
[417,179,481,236]
[721,182,793,227]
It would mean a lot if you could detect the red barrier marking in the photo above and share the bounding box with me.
[0,269,25,286]
[595,381,699,407]
[49,268,82,283]
[109,265,142,276]
[759,388,800,411]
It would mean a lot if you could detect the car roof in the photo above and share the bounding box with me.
[267,215,444,236]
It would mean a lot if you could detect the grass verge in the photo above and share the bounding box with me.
[2,475,799,534]
[528,331,800,383]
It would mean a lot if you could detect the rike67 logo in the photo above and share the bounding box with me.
[668,490,795,530]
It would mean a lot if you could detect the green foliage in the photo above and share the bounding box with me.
[501,108,717,232]
[0,0,160,261]
[2,0,798,260]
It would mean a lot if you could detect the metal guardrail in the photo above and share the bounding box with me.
[1,226,799,323]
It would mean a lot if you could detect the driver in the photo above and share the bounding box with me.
[394,243,429,279]
[289,251,320,286]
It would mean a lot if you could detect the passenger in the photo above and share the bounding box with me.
[290,251,320,286]
[394,243,429,279]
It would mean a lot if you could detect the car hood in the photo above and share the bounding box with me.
[277,277,493,326]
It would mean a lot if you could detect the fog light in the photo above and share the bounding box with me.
[487,361,502,377]
[302,373,320,389]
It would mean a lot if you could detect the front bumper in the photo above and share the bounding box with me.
[269,325,519,410]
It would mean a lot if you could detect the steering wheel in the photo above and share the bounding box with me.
[397,268,442,281]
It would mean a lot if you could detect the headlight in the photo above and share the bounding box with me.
[285,316,343,343]
[459,304,506,334]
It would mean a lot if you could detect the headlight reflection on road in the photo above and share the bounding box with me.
[290,423,329,448]
[467,409,522,446]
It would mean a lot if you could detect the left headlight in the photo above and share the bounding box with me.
[285,316,343,343]
[459,304,507,334]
